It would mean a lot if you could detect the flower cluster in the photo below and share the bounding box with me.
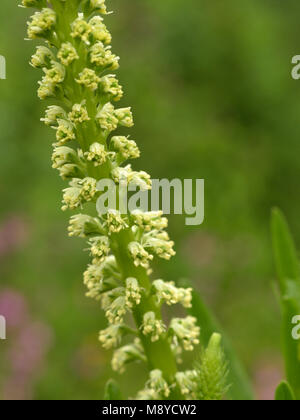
[21,0,230,401]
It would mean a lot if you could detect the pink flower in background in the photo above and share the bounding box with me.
[0,289,28,328]
[0,215,28,257]
[0,288,53,400]
[253,356,283,401]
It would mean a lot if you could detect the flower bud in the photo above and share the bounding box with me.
[27,8,56,39]
[96,102,118,132]
[141,312,166,342]
[55,119,76,145]
[152,279,192,308]
[90,0,108,14]
[89,16,111,45]
[146,370,170,398]
[128,242,153,269]
[85,142,107,166]
[68,214,103,238]
[131,210,167,232]
[89,42,119,70]
[41,106,67,126]
[71,14,92,44]
[31,46,54,68]
[142,230,176,260]
[44,61,65,85]
[99,324,124,350]
[76,68,101,91]
[105,209,128,234]
[100,75,123,101]
[58,42,79,66]
[69,103,90,124]
[111,339,145,373]
[110,136,140,161]
[88,236,110,261]
[170,317,200,351]
[125,277,141,308]
[115,107,134,128]
[175,371,197,398]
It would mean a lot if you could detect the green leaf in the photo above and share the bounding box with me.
[104,379,123,400]
[271,208,300,399]
[271,208,300,295]
[275,381,295,401]
[179,278,254,401]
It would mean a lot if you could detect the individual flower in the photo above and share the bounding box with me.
[68,214,103,238]
[105,293,127,324]
[96,102,118,132]
[69,103,90,124]
[142,230,176,260]
[125,277,142,308]
[99,324,124,350]
[58,164,85,180]
[111,339,145,373]
[61,177,97,211]
[83,256,119,300]
[57,42,79,66]
[89,16,111,44]
[27,8,56,39]
[88,235,110,261]
[76,68,101,91]
[85,142,107,166]
[89,42,119,70]
[43,61,65,85]
[41,106,67,127]
[128,242,153,269]
[141,312,166,342]
[55,119,76,145]
[170,317,200,351]
[100,74,123,101]
[110,136,140,161]
[30,46,54,68]
[112,165,152,191]
[105,209,128,234]
[51,146,78,169]
[115,107,134,127]
[175,371,197,398]
[77,177,97,201]
[152,280,192,308]
[131,210,168,232]
[61,186,81,211]
[37,79,55,100]
[89,0,108,14]
[145,370,171,398]
[71,14,92,44]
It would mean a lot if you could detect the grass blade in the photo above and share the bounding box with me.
[275,381,295,401]
[271,208,300,399]
[179,279,254,400]
[104,379,123,400]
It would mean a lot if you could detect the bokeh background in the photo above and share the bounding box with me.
[1,0,300,400]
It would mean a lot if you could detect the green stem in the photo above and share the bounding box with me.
[111,229,182,399]
[51,1,183,399]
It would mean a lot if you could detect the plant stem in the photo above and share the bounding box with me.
[52,0,182,399]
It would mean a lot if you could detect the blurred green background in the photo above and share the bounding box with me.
[1,0,300,400]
